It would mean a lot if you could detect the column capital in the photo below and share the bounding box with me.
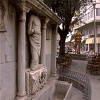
[45,17,50,23]
[26,6,32,13]
[16,1,27,21]
[52,24,58,30]
[52,24,58,34]
[41,17,50,29]
[16,0,26,11]
[41,17,50,24]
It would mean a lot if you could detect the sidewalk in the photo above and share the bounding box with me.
[71,60,100,100]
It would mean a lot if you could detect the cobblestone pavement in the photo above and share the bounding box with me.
[71,60,100,100]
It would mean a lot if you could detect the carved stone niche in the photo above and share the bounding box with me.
[0,0,6,32]
[25,64,47,96]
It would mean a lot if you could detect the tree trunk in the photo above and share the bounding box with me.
[58,27,68,57]
[59,36,66,57]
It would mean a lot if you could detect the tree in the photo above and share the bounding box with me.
[43,0,92,56]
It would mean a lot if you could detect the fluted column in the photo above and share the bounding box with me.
[51,25,58,76]
[40,18,49,66]
[16,1,27,100]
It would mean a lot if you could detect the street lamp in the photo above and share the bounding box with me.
[93,0,97,54]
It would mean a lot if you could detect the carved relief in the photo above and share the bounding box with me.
[27,67,47,95]
[0,1,6,32]
[30,75,38,94]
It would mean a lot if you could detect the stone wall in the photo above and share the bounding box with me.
[0,3,17,100]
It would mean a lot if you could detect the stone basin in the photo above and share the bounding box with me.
[54,81,72,100]
[32,79,72,100]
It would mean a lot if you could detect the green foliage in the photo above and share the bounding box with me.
[43,0,91,30]
[43,0,92,56]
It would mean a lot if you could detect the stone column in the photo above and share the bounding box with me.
[40,18,49,66]
[16,1,27,100]
[51,25,58,76]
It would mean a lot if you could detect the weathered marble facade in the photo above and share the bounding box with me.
[0,0,62,100]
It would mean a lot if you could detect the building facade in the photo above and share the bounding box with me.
[74,0,100,54]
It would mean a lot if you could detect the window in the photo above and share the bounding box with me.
[96,8,100,16]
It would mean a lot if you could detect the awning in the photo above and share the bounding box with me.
[65,35,71,43]
[86,37,100,44]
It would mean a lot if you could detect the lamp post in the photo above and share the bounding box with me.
[93,0,97,54]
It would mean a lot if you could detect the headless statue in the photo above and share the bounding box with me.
[28,15,41,71]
